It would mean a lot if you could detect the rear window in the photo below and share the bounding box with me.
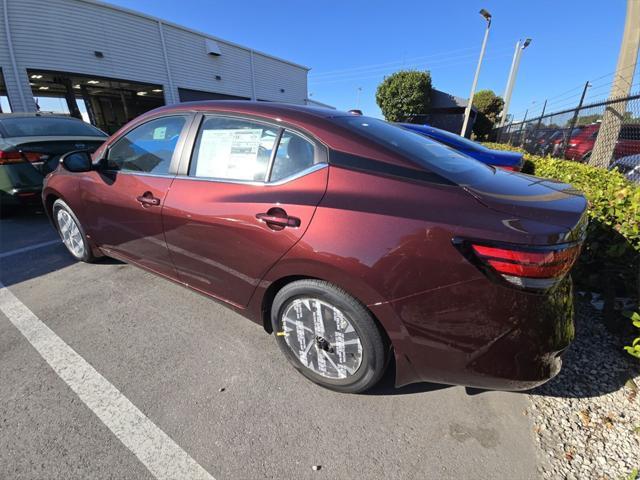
[0,117,107,137]
[335,116,494,184]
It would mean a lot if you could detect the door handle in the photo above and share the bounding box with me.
[256,211,301,228]
[136,192,161,207]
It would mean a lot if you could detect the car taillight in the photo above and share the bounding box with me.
[0,150,47,165]
[458,240,582,290]
[498,165,519,172]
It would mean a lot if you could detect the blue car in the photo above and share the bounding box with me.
[400,123,524,171]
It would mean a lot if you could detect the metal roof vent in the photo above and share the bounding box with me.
[205,39,222,56]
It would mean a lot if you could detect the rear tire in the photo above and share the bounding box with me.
[271,279,388,393]
[52,199,96,262]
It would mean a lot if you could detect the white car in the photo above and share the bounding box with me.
[610,154,640,184]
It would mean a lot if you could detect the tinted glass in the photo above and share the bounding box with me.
[337,116,493,184]
[270,130,317,182]
[190,116,278,181]
[0,117,106,137]
[620,124,640,140]
[107,116,186,174]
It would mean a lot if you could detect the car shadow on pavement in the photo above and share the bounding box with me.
[0,208,125,287]
[365,356,453,396]
[526,300,639,399]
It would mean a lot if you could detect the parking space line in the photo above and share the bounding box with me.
[0,239,61,259]
[0,282,216,480]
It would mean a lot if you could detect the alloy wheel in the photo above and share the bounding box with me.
[280,297,363,380]
[56,209,85,258]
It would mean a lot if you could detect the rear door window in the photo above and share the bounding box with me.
[189,116,279,182]
[269,130,318,182]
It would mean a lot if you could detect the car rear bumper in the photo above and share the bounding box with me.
[370,276,574,390]
[1,186,43,207]
[0,163,44,208]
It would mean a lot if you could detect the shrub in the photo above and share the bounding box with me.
[483,143,640,312]
[471,90,504,140]
[376,70,432,122]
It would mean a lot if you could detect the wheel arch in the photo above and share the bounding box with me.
[44,191,61,223]
[255,266,394,354]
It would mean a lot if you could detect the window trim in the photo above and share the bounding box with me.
[177,112,328,185]
[102,113,194,177]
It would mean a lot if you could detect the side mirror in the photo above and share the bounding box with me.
[61,150,93,172]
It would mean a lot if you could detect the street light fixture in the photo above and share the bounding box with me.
[460,9,492,137]
[499,38,532,127]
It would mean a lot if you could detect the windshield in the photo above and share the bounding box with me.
[0,117,107,138]
[336,116,495,185]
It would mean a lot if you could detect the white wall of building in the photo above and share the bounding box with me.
[0,0,309,112]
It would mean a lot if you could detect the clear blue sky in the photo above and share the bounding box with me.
[106,0,631,120]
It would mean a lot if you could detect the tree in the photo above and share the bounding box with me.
[376,70,432,122]
[471,90,504,140]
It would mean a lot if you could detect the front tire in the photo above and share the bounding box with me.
[52,199,95,262]
[271,279,388,393]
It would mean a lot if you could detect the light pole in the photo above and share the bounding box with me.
[356,86,362,109]
[499,38,532,127]
[460,8,492,137]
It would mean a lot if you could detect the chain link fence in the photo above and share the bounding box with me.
[494,94,640,181]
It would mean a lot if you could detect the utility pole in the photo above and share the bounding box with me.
[460,9,492,137]
[499,38,532,128]
[356,87,362,109]
[590,0,640,168]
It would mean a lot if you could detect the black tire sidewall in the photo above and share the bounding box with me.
[271,280,387,394]
[52,199,93,262]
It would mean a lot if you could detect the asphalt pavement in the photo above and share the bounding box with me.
[0,210,540,479]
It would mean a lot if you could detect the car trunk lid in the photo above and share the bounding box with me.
[0,136,105,175]
[461,169,588,234]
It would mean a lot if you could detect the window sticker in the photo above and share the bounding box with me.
[196,128,264,180]
[152,126,167,140]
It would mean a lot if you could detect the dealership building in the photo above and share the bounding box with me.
[0,0,316,133]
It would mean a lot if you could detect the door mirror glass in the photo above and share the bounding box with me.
[61,150,93,172]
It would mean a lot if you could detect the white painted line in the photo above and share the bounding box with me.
[0,282,215,480]
[0,239,61,259]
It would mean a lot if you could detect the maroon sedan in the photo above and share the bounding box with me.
[43,101,587,394]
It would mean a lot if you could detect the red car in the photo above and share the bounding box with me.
[565,123,640,162]
[43,102,587,394]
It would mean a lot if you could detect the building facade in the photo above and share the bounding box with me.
[0,0,310,132]
[405,89,477,137]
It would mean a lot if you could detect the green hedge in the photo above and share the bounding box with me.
[483,143,640,308]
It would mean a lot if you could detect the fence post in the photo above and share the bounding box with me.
[561,81,591,157]
[530,100,547,148]
[507,120,515,144]
[517,110,528,147]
